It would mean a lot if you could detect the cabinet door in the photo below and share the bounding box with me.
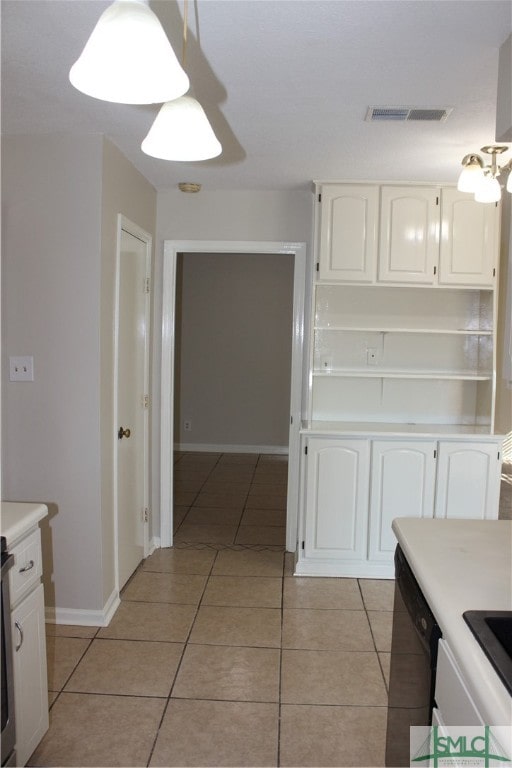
[369,440,436,561]
[11,583,49,766]
[379,186,439,284]
[440,189,499,286]
[304,437,370,560]
[435,441,501,520]
[318,185,378,282]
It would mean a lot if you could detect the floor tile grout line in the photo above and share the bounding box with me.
[145,545,221,767]
[172,452,222,536]
[277,542,286,767]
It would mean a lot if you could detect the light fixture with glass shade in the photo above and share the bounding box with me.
[141,0,222,162]
[142,96,221,160]
[69,0,189,104]
[458,145,512,203]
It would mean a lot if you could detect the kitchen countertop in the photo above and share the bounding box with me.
[1,501,48,546]
[392,518,512,727]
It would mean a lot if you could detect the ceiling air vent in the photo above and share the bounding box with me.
[366,106,452,122]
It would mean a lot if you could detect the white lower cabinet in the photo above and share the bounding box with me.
[304,437,369,561]
[11,583,48,766]
[297,435,502,577]
[434,442,501,520]
[9,525,49,766]
[368,440,436,561]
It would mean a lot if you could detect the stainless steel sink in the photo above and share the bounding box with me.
[463,611,512,695]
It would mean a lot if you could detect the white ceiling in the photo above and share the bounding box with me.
[2,0,511,191]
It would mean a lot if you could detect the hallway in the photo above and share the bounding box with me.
[30,453,392,767]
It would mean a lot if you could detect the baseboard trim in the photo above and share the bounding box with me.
[148,536,160,555]
[45,588,120,627]
[174,442,289,455]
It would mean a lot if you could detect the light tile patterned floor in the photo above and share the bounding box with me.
[29,452,512,766]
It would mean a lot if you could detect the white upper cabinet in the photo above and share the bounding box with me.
[440,188,499,286]
[316,183,500,288]
[378,186,440,284]
[318,185,378,282]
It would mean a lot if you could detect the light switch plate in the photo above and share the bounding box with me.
[9,356,34,382]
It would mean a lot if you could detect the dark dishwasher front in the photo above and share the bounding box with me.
[385,544,442,767]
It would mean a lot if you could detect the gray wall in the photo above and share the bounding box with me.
[175,252,294,451]
[2,134,157,618]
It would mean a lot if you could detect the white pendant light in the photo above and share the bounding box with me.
[141,96,222,161]
[69,0,189,104]
[457,155,485,193]
[474,174,502,203]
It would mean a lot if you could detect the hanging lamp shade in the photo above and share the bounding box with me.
[69,0,189,104]
[474,174,501,203]
[457,155,485,193]
[141,96,222,161]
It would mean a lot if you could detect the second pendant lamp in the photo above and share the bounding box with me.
[141,0,222,162]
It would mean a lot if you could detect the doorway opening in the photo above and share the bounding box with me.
[172,251,294,546]
[160,240,307,553]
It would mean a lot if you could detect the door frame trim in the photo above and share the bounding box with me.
[160,239,307,551]
[113,215,152,592]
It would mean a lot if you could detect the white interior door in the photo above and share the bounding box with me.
[117,223,150,589]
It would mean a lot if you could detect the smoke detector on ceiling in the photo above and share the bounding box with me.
[365,106,453,122]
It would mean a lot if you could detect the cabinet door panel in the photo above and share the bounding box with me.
[369,441,436,561]
[379,187,439,284]
[305,438,369,559]
[440,189,499,286]
[319,185,378,282]
[435,442,501,519]
[11,582,49,767]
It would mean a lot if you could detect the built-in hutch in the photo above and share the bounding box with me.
[296,182,504,578]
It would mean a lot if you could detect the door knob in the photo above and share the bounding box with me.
[118,427,131,440]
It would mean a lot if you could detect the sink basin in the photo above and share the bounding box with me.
[463,611,512,695]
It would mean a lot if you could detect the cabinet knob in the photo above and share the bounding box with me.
[118,427,131,440]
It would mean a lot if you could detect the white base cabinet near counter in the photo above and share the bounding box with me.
[9,526,49,766]
[296,435,502,577]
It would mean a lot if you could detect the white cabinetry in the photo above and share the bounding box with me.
[318,184,378,282]
[304,437,369,561]
[298,435,501,577]
[368,440,436,561]
[440,188,499,287]
[378,186,439,284]
[9,526,49,766]
[298,181,503,578]
[435,442,502,520]
[316,183,499,288]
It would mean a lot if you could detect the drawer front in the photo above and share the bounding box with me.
[9,528,42,605]
[435,639,483,726]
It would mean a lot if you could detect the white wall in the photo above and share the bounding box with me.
[2,134,157,619]
[2,134,104,612]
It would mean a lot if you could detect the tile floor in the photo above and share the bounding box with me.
[29,452,512,767]
[30,453,393,768]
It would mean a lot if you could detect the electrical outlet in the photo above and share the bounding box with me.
[366,348,378,366]
[184,420,192,432]
[9,356,34,381]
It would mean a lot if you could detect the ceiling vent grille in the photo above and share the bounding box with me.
[366,106,452,122]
